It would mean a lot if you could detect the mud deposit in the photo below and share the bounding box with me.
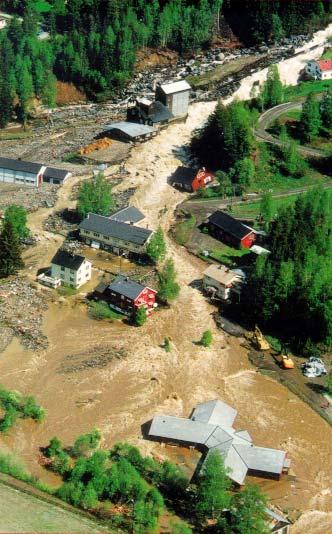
[0,25,332,533]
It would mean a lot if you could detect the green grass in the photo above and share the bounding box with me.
[208,245,251,267]
[284,79,332,101]
[0,130,32,140]
[321,49,332,60]
[230,195,298,219]
[0,452,53,494]
[173,214,196,246]
[57,285,77,297]
[277,110,301,122]
[88,300,124,321]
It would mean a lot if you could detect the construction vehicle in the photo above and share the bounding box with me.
[245,326,270,351]
[281,353,295,370]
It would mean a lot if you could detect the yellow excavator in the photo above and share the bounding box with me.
[245,326,270,351]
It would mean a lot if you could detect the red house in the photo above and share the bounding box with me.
[94,275,157,317]
[207,210,256,249]
[171,166,214,192]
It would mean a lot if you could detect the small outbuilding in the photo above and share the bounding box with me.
[103,121,156,143]
[0,157,71,187]
[155,80,191,117]
[94,275,157,317]
[207,210,256,249]
[171,166,214,192]
[203,263,245,301]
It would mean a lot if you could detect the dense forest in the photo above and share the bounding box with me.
[0,0,330,120]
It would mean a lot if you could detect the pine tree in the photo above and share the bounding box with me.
[260,192,273,231]
[320,89,332,130]
[158,259,180,304]
[271,13,284,43]
[0,220,24,277]
[147,227,166,264]
[262,65,284,109]
[300,92,321,142]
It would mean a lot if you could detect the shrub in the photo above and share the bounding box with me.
[72,428,101,457]
[163,337,171,352]
[135,306,147,326]
[88,301,123,321]
[199,330,213,347]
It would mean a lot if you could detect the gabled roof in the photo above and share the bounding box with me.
[317,59,332,71]
[159,80,191,94]
[43,166,70,181]
[51,249,86,270]
[191,399,237,427]
[79,213,152,245]
[149,414,215,446]
[109,206,145,224]
[204,264,243,287]
[108,274,156,301]
[0,156,42,174]
[137,100,174,123]
[170,166,196,186]
[208,211,254,241]
[104,121,154,138]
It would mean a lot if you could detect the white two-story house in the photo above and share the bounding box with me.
[305,59,332,80]
[51,250,92,289]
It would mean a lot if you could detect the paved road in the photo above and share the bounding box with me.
[255,98,325,157]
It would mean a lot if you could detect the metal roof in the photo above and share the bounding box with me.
[108,275,155,301]
[234,444,286,475]
[191,399,237,427]
[208,211,254,241]
[44,167,71,181]
[0,157,42,174]
[203,264,241,287]
[160,80,191,94]
[104,121,154,138]
[79,213,152,245]
[51,249,86,270]
[148,415,216,446]
[109,206,145,224]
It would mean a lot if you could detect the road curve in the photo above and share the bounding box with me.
[255,99,325,157]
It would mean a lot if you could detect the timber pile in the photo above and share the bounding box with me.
[78,137,112,155]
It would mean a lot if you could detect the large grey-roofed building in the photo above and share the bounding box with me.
[0,156,71,186]
[147,399,290,486]
[109,206,145,225]
[103,121,155,142]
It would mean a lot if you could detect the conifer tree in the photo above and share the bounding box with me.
[262,65,284,109]
[135,306,147,327]
[147,227,166,264]
[300,92,321,142]
[0,220,24,277]
[320,90,332,130]
[158,259,180,304]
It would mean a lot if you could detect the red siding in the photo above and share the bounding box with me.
[241,232,256,249]
[134,288,157,314]
[192,170,214,191]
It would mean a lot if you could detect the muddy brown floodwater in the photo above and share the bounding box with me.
[1,26,332,532]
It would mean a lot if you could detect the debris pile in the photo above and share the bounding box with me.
[0,278,48,351]
[0,183,59,212]
[78,137,113,155]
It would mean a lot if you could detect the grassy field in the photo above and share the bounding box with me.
[321,48,332,60]
[173,214,196,245]
[187,55,260,89]
[230,195,298,219]
[284,79,332,101]
[0,482,107,533]
[207,245,251,267]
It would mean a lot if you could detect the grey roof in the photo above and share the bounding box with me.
[79,213,152,245]
[108,275,154,301]
[160,80,191,94]
[191,399,237,427]
[0,156,42,174]
[44,166,70,181]
[104,121,154,139]
[170,166,196,187]
[51,249,86,270]
[148,399,289,486]
[109,206,145,224]
[208,211,254,241]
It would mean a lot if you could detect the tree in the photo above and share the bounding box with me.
[232,157,255,191]
[72,428,101,457]
[147,227,166,263]
[199,330,213,347]
[230,484,268,534]
[77,173,114,219]
[260,192,273,231]
[170,522,192,534]
[157,259,180,304]
[300,92,321,142]
[271,13,284,43]
[320,89,332,130]
[262,65,283,109]
[195,450,231,521]
[0,220,24,277]
[45,437,63,458]
[282,140,307,177]
[326,372,332,396]
[163,337,171,352]
[4,205,29,240]
[135,306,147,327]
[15,57,34,128]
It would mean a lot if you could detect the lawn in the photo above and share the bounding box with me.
[284,79,332,101]
[321,49,332,60]
[207,245,251,268]
[173,214,196,246]
[230,195,298,220]
[88,300,124,321]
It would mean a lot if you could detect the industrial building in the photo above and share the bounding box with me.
[155,80,191,117]
[0,157,71,187]
[147,399,291,486]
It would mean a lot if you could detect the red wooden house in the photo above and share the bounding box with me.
[171,166,214,192]
[207,210,256,249]
[94,275,157,317]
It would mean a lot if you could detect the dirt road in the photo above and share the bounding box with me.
[0,26,332,533]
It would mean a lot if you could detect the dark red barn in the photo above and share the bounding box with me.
[94,275,157,317]
[207,210,256,249]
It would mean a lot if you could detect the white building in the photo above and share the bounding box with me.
[305,59,332,80]
[203,263,246,300]
[50,250,92,289]
[0,157,71,187]
[155,80,191,117]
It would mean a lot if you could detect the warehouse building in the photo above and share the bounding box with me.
[0,157,71,187]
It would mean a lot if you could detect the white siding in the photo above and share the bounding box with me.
[51,260,92,289]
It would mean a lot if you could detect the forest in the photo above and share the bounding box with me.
[0,0,330,120]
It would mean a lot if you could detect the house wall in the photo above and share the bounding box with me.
[80,228,150,255]
[192,171,213,191]
[203,274,231,300]
[134,288,157,314]
[208,222,241,249]
[51,260,92,288]
[168,91,189,116]
[0,167,40,186]
[241,232,256,249]
[105,287,156,316]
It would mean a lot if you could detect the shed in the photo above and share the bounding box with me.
[103,122,155,143]
[127,99,173,126]
[155,80,191,117]
[207,210,256,249]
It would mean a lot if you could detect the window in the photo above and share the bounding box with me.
[93,232,99,237]
[70,277,74,282]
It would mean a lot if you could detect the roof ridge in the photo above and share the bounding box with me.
[232,443,250,468]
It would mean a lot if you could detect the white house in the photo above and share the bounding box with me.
[203,264,246,300]
[305,59,332,80]
[50,250,92,289]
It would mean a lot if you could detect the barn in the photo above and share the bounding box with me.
[171,166,214,192]
[207,210,256,249]
[155,80,191,117]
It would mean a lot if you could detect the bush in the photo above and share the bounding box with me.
[88,301,123,321]
[72,428,101,457]
[199,330,213,347]
[0,386,45,432]
[135,306,147,326]
[163,337,171,352]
